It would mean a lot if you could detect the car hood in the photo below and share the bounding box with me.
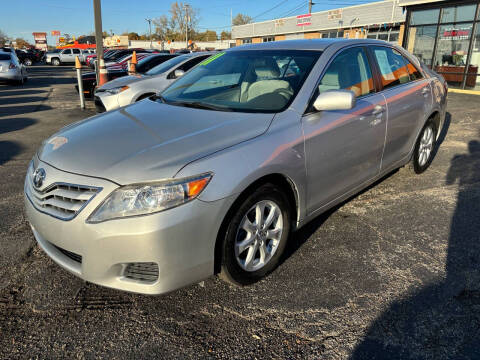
[39,99,274,184]
[99,74,147,90]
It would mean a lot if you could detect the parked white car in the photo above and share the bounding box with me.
[0,51,28,85]
[94,52,213,112]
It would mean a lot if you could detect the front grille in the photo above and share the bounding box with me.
[124,263,159,283]
[26,176,101,221]
[52,243,82,264]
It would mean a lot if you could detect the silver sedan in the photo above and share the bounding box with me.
[94,52,213,112]
[0,51,28,85]
[25,39,447,294]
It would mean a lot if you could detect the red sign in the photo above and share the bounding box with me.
[297,14,311,26]
[442,28,470,40]
[51,30,61,36]
[32,32,48,50]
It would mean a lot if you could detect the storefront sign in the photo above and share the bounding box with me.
[297,14,311,26]
[328,9,343,20]
[441,28,470,40]
[32,32,48,50]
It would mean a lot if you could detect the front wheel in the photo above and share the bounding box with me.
[410,119,437,174]
[52,58,60,66]
[24,59,32,66]
[219,184,291,285]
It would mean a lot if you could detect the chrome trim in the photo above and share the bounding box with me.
[25,180,102,221]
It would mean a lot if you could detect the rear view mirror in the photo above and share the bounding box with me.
[174,69,185,78]
[313,90,356,111]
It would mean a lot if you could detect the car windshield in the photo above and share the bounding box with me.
[160,50,320,113]
[146,55,190,75]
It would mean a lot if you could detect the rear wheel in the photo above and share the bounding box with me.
[24,58,32,66]
[410,119,437,174]
[219,184,291,285]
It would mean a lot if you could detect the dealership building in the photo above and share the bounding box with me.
[232,0,480,91]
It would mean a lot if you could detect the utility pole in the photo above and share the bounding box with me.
[145,18,153,48]
[308,0,314,14]
[93,0,107,86]
[184,4,190,49]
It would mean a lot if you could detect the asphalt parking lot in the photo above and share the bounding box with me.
[1,65,480,359]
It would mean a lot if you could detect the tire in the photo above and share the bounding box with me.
[219,183,291,285]
[24,59,32,66]
[410,119,437,174]
[52,58,60,66]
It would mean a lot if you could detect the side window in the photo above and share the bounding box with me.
[404,57,423,81]
[318,47,375,97]
[371,46,410,89]
[62,49,72,55]
[178,56,209,72]
[72,49,81,54]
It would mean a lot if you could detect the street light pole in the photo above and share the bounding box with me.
[145,18,152,49]
[184,4,190,49]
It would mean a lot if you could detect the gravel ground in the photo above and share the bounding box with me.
[1,66,479,359]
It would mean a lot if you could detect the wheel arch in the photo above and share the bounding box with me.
[134,92,156,102]
[213,173,299,274]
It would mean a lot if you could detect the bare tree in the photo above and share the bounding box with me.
[232,13,252,26]
[0,29,8,46]
[153,2,200,42]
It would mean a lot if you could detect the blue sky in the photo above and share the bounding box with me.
[3,0,378,44]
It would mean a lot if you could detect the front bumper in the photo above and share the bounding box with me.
[94,91,122,112]
[25,159,233,295]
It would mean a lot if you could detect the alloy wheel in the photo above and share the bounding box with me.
[234,200,283,272]
[418,125,434,167]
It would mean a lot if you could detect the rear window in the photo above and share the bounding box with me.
[0,54,11,61]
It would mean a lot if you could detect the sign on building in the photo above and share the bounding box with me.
[328,9,343,20]
[51,30,60,36]
[32,32,48,50]
[297,14,312,26]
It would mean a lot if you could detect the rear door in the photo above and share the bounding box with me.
[369,46,433,169]
[302,46,387,214]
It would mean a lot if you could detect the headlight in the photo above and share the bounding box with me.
[87,173,212,223]
[105,85,129,95]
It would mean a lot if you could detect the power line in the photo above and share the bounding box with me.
[251,0,291,20]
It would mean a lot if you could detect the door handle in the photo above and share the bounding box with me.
[371,105,385,116]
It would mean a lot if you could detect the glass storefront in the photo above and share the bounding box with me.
[406,2,480,90]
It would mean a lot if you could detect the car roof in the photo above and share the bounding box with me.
[228,38,394,52]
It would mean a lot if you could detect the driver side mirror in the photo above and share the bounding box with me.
[313,89,356,111]
[174,69,185,78]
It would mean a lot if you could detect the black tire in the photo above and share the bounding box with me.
[219,183,291,286]
[24,59,32,66]
[410,119,437,174]
[52,58,60,66]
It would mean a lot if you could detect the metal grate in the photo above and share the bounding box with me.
[124,262,159,283]
[26,175,100,220]
[52,243,82,264]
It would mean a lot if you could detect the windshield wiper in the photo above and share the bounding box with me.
[174,101,233,112]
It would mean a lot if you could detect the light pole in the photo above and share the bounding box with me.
[93,0,107,86]
[145,18,152,48]
[184,4,190,49]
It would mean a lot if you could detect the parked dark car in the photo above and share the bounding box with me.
[77,53,178,98]
[89,48,157,69]
[15,49,38,66]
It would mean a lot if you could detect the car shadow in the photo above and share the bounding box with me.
[0,104,52,118]
[0,89,47,97]
[0,96,46,106]
[350,133,480,359]
[0,117,36,134]
[0,141,23,166]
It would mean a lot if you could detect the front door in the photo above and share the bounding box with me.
[302,46,387,214]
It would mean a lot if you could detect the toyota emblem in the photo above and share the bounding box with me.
[33,168,46,188]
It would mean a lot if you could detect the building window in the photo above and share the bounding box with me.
[242,39,252,44]
[328,31,337,38]
[337,31,344,38]
[263,36,274,42]
[406,2,480,90]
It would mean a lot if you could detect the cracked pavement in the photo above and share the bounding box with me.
[1,66,480,359]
